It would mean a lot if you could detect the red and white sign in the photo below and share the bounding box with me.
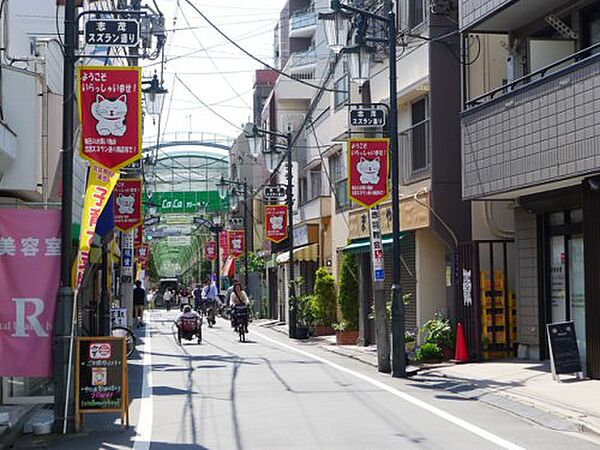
[78,66,142,170]
[265,205,288,244]
[219,231,229,259]
[228,231,244,259]
[89,343,112,360]
[114,178,143,232]
[0,210,61,377]
[348,138,389,209]
[133,224,143,248]
[205,240,217,261]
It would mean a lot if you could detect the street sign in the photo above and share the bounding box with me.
[265,205,288,244]
[143,216,160,227]
[264,185,287,201]
[369,207,385,283]
[348,138,389,209]
[114,178,143,232]
[78,66,142,170]
[349,104,387,127]
[85,19,140,47]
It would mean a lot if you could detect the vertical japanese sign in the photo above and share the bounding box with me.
[228,231,244,259]
[219,231,229,259]
[0,210,61,376]
[369,207,385,283]
[78,66,142,170]
[348,138,389,208]
[133,224,143,249]
[121,232,134,284]
[114,178,143,232]
[75,165,120,289]
[205,241,217,261]
[265,205,288,244]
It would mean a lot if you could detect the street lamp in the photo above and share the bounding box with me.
[320,0,405,377]
[142,72,168,116]
[229,187,241,209]
[216,176,228,200]
[346,45,374,86]
[319,4,353,53]
[246,124,297,339]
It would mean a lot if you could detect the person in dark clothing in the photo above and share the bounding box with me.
[133,280,146,327]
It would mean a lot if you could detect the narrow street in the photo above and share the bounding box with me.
[17,311,600,450]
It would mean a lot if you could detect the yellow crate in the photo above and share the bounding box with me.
[480,271,505,290]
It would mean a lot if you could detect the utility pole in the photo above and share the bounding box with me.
[243,181,249,289]
[286,131,296,339]
[54,0,76,433]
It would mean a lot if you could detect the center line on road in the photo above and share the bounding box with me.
[133,313,154,450]
[253,330,526,450]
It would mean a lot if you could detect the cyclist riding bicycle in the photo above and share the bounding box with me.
[230,282,249,333]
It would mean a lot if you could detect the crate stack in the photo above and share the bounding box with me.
[480,271,517,358]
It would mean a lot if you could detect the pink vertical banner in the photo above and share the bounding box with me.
[0,210,61,377]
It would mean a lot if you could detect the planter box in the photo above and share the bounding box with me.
[335,330,359,345]
[314,325,335,336]
[294,326,310,340]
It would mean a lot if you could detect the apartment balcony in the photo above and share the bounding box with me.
[289,9,317,38]
[299,196,331,223]
[400,119,431,185]
[460,0,571,32]
[462,46,600,200]
[274,50,319,101]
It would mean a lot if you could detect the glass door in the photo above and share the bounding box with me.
[568,236,586,371]
[550,236,566,322]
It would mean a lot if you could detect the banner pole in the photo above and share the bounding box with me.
[63,288,78,434]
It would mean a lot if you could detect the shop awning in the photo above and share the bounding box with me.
[276,243,319,264]
[343,234,405,254]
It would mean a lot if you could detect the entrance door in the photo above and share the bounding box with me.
[569,236,586,370]
[550,236,566,322]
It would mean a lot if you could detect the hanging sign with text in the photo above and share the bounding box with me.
[369,207,385,283]
[348,138,389,209]
[205,241,217,261]
[114,178,143,232]
[78,66,142,170]
[133,224,143,249]
[219,231,229,260]
[85,19,140,47]
[265,205,288,244]
[228,231,244,259]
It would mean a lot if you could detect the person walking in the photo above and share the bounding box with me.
[147,288,156,310]
[163,288,173,311]
[133,280,146,327]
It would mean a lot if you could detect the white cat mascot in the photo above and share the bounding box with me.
[270,216,284,230]
[91,94,128,137]
[116,194,135,215]
[356,157,381,185]
[232,239,242,251]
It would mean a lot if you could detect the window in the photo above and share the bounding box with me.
[411,98,428,171]
[330,152,351,211]
[299,176,308,205]
[401,0,425,30]
[310,169,322,200]
[334,75,349,108]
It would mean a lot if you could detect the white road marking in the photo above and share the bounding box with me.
[253,330,526,450]
[133,313,154,450]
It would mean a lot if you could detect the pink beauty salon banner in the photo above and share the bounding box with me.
[0,210,61,377]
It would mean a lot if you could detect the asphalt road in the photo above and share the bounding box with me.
[16,310,600,449]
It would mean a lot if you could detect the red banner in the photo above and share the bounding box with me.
[348,138,389,208]
[205,240,217,261]
[0,210,61,376]
[219,231,229,260]
[78,66,142,170]
[114,178,143,232]
[133,224,143,249]
[137,242,149,269]
[265,205,288,244]
[228,231,244,259]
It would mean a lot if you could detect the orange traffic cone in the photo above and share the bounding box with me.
[454,322,469,363]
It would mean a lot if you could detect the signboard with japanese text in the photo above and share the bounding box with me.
[0,210,61,377]
[228,230,244,259]
[369,207,385,283]
[133,224,143,249]
[85,19,140,47]
[78,66,142,170]
[114,178,143,232]
[121,232,133,284]
[348,138,389,209]
[547,321,583,378]
[349,104,386,127]
[264,185,286,201]
[219,231,229,260]
[75,337,129,428]
[75,165,120,289]
[205,241,217,260]
[110,308,128,328]
[265,205,288,244]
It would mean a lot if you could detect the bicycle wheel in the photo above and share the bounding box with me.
[112,326,136,358]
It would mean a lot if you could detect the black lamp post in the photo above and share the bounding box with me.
[217,176,249,289]
[142,72,168,116]
[246,125,296,339]
[320,0,405,377]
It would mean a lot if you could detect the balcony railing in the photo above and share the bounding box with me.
[399,118,431,184]
[466,41,600,110]
[289,49,317,68]
[290,9,317,31]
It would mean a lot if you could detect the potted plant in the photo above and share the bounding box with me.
[311,268,337,336]
[404,330,417,352]
[336,254,359,345]
[293,293,314,340]
[421,313,455,359]
[415,342,443,363]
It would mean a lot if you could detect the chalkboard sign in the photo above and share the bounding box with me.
[546,321,582,379]
[75,337,129,429]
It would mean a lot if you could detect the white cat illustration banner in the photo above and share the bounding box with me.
[227,230,245,259]
[265,205,288,244]
[113,178,143,232]
[78,66,142,170]
[348,138,389,208]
